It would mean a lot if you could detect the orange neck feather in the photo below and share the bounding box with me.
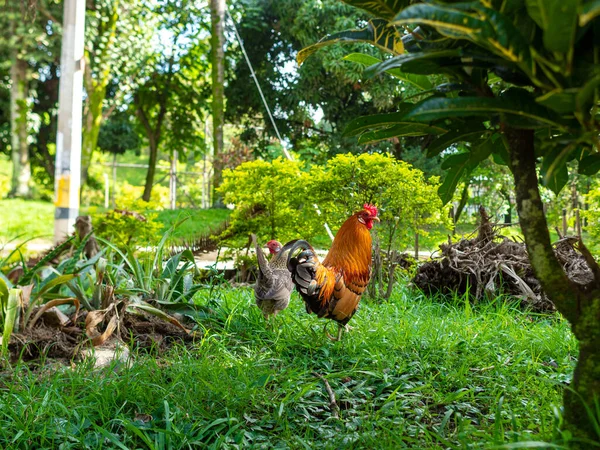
[323,215,373,278]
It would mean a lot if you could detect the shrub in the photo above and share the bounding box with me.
[218,157,320,246]
[311,153,450,252]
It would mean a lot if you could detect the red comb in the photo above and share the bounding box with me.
[363,204,378,216]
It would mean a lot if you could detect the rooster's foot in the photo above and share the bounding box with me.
[324,323,351,341]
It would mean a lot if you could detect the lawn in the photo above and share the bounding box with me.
[0,199,55,240]
[0,286,577,449]
[0,199,230,244]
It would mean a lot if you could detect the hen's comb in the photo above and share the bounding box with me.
[363,204,378,216]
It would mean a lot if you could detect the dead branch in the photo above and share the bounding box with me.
[313,372,339,419]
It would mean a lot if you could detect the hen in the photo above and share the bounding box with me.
[251,234,296,321]
[285,204,379,340]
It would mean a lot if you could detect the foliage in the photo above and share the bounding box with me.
[82,0,157,182]
[218,157,318,245]
[218,153,448,252]
[97,112,141,156]
[226,0,408,159]
[304,0,600,444]
[94,209,163,250]
[312,152,449,248]
[0,288,583,447]
[582,180,600,243]
[132,0,211,201]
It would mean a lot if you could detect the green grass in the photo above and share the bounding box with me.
[156,208,230,242]
[0,199,55,240]
[0,287,580,449]
[0,199,230,244]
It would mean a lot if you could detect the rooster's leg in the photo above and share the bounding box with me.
[324,323,345,341]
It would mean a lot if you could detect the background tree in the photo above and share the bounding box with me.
[0,0,61,198]
[210,0,225,206]
[304,0,600,445]
[81,0,156,189]
[226,0,413,161]
[133,0,210,202]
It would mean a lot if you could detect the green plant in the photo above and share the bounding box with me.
[301,0,600,445]
[582,180,600,243]
[312,152,450,248]
[93,208,163,250]
[218,157,320,245]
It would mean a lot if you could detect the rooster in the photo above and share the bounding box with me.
[285,204,379,341]
[251,234,297,322]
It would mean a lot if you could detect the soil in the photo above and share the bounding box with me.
[6,309,197,366]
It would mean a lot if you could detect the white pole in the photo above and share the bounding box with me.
[54,0,85,242]
[103,173,109,209]
[170,150,177,210]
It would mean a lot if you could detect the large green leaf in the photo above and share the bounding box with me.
[401,93,568,129]
[536,89,578,114]
[297,19,403,65]
[393,4,488,40]
[525,0,550,29]
[425,124,490,157]
[438,138,494,205]
[580,0,600,26]
[343,53,433,90]
[540,145,576,194]
[357,123,447,144]
[343,105,415,137]
[544,0,580,54]
[438,164,469,205]
[394,3,534,75]
[364,49,462,78]
[578,153,600,176]
[340,0,411,20]
[576,73,600,113]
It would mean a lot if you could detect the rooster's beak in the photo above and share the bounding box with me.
[371,216,380,222]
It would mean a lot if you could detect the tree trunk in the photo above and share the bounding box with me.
[210,0,225,207]
[505,126,600,447]
[9,58,31,198]
[80,2,120,189]
[81,93,104,190]
[142,136,158,202]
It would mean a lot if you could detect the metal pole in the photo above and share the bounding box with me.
[170,150,177,210]
[54,0,85,242]
[103,174,109,209]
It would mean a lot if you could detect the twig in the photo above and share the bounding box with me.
[313,372,339,419]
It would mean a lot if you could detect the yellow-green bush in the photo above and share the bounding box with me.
[218,153,449,250]
[218,157,320,246]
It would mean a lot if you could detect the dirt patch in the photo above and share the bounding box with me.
[123,314,196,353]
[6,309,198,366]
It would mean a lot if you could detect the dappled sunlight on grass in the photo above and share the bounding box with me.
[0,286,578,448]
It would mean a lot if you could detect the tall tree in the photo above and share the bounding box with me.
[1,0,41,198]
[306,0,600,445]
[210,0,225,206]
[0,0,62,197]
[225,0,409,161]
[81,0,155,189]
[133,1,210,201]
